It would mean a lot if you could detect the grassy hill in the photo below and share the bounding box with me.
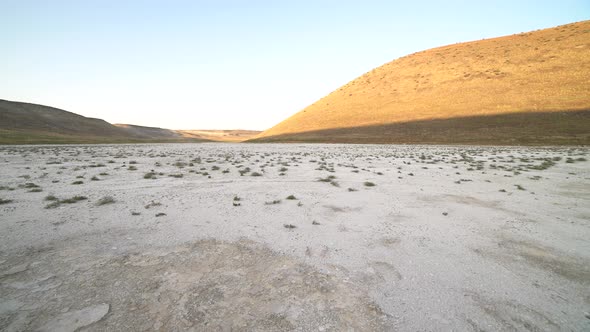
[252,21,590,145]
[0,99,260,144]
[0,99,207,144]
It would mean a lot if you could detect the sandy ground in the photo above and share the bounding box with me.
[0,143,589,331]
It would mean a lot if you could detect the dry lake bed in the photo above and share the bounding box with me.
[0,143,589,331]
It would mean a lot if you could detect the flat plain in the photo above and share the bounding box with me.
[0,143,589,331]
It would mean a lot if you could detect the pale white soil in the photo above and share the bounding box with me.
[0,143,589,331]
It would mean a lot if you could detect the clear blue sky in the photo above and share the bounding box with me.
[1,1,588,130]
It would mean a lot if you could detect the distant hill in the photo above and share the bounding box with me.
[252,21,590,145]
[113,124,183,139]
[177,129,261,142]
[0,99,217,144]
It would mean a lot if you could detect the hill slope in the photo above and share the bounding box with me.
[253,21,590,145]
[0,99,259,144]
[0,100,207,144]
[177,129,262,142]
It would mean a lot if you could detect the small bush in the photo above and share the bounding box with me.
[286,195,297,200]
[251,172,262,177]
[0,198,13,205]
[265,200,281,205]
[71,181,84,185]
[145,201,162,209]
[96,196,115,206]
[364,181,376,187]
[61,196,87,204]
[45,201,61,209]
[45,195,58,201]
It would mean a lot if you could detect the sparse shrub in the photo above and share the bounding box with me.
[71,181,84,185]
[348,188,357,192]
[286,195,297,200]
[265,200,281,205]
[251,172,262,177]
[168,174,183,178]
[155,212,166,217]
[61,196,87,204]
[364,181,376,187]
[131,212,141,216]
[0,198,13,205]
[283,224,296,229]
[45,201,61,209]
[45,195,58,201]
[145,201,162,209]
[96,196,115,206]
[144,172,156,179]
[28,188,43,193]
[91,176,100,181]
[128,166,138,171]
[318,175,336,182]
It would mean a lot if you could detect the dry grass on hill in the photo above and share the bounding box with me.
[254,21,590,144]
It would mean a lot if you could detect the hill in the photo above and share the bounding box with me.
[0,99,207,144]
[0,99,260,144]
[252,21,590,145]
[176,129,261,142]
[113,124,183,139]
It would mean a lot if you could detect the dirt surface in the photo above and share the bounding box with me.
[0,143,589,331]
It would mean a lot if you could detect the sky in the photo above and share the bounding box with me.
[1,1,588,130]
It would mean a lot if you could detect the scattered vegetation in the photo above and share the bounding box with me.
[45,195,87,209]
[96,196,115,206]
